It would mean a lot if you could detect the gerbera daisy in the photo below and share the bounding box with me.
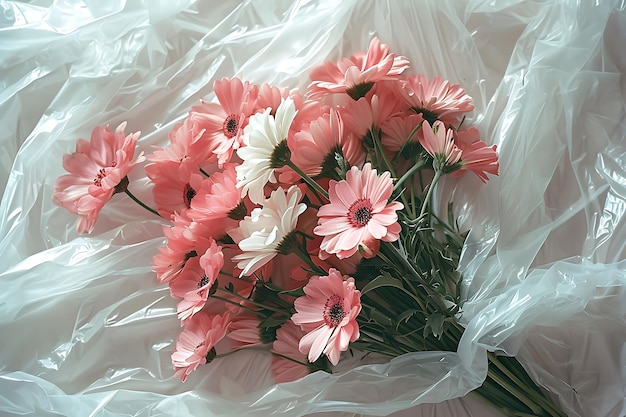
[171,311,231,382]
[308,37,409,101]
[169,237,224,322]
[452,127,499,182]
[271,321,312,383]
[314,163,403,259]
[236,98,296,204]
[420,120,462,170]
[188,77,259,166]
[231,185,306,277]
[53,122,144,233]
[291,268,361,366]
[396,74,474,125]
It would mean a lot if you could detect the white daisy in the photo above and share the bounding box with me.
[236,97,296,204]
[232,185,306,277]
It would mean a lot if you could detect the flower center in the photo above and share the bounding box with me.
[198,274,210,288]
[93,161,117,187]
[347,198,373,227]
[183,183,196,208]
[222,115,239,138]
[323,294,346,327]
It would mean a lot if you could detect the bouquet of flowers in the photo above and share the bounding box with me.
[52,37,567,416]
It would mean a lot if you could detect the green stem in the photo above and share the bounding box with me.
[419,169,442,218]
[286,161,329,200]
[124,189,162,217]
[214,289,291,316]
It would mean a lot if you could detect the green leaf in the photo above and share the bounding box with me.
[424,312,445,338]
[360,272,405,295]
[370,308,393,327]
[258,315,289,329]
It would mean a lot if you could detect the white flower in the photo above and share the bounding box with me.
[232,185,306,277]
[236,98,296,204]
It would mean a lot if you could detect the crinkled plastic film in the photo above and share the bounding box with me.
[1,1,625,416]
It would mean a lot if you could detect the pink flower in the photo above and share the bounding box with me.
[308,37,409,100]
[271,321,311,383]
[146,119,214,178]
[291,269,361,365]
[53,122,144,233]
[146,163,204,218]
[284,108,364,183]
[380,112,424,157]
[420,120,462,168]
[171,312,231,382]
[169,237,224,322]
[453,127,499,182]
[397,74,474,125]
[226,312,264,349]
[314,163,403,259]
[188,77,259,166]
[188,163,244,225]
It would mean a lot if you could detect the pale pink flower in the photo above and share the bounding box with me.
[291,269,361,365]
[308,37,409,100]
[146,119,213,179]
[145,163,204,218]
[232,185,307,277]
[226,312,264,349]
[271,321,311,383]
[284,108,364,183]
[169,237,224,322]
[189,163,242,218]
[380,112,424,157]
[188,77,259,166]
[396,74,474,125]
[171,312,231,382]
[314,163,403,259]
[453,127,499,182]
[420,120,462,168]
[53,122,144,233]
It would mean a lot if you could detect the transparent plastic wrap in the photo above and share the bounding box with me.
[0,1,625,416]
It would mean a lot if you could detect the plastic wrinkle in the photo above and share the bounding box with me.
[1,1,626,417]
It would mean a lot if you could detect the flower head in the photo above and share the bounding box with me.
[271,321,311,383]
[53,122,144,234]
[453,127,499,182]
[308,37,409,100]
[232,185,307,277]
[314,163,403,259]
[397,74,474,125]
[236,98,296,204]
[420,120,462,169]
[188,77,259,166]
[291,269,361,365]
[171,311,231,382]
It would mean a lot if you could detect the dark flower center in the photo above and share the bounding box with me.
[183,183,196,208]
[93,161,117,187]
[198,274,210,288]
[323,294,346,327]
[346,82,375,100]
[223,115,239,138]
[348,198,373,227]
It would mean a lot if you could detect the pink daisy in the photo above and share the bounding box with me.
[169,237,224,322]
[396,74,474,125]
[145,163,204,218]
[308,37,409,101]
[453,127,499,182]
[420,120,462,169]
[188,77,259,166]
[291,269,362,365]
[188,163,244,224]
[53,122,144,234]
[314,163,403,259]
[146,119,214,179]
[271,321,311,383]
[226,312,264,350]
[284,108,364,183]
[380,112,424,157]
[171,311,231,382]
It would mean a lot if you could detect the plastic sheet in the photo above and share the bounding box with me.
[1,1,625,416]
